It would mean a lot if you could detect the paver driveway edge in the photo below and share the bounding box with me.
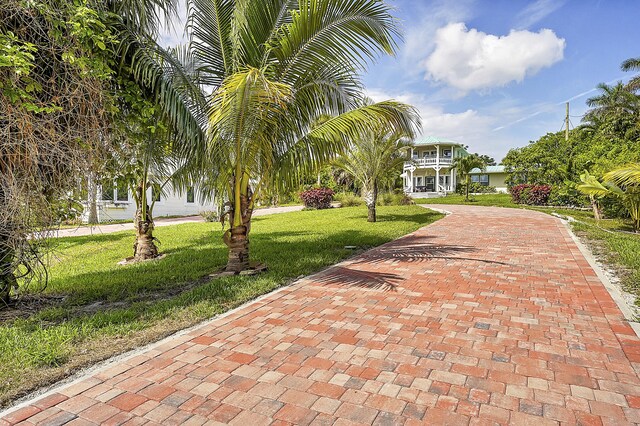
[0,283,292,417]
[1,208,444,416]
[558,216,639,330]
[425,204,640,333]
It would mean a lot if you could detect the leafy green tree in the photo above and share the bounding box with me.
[334,128,416,222]
[0,0,198,304]
[475,154,496,166]
[184,0,420,272]
[0,0,117,305]
[503,132,574,187]
[453,154,486,201]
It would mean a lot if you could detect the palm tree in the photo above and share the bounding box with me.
[578,165,640,232]
[622,57,640,92]
[583,82,640,138]
[184,0,420,273]
[453,154,486,202]
[334,128,415,222]
[578,171,604,220]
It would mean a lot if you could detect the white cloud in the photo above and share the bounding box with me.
[366,88,505,158]
[515,0,567,29]
[399,0,474,71]
[423,23,565,93]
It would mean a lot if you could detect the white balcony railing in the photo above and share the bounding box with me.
[404,157,453,169]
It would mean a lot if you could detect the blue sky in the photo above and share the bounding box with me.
[363,0,640,160]
[161,0,640,161]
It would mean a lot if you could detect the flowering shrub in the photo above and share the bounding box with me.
[299,188,334,209]
[510,184,552,205]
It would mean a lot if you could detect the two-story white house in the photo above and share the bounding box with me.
[401,136,469,197]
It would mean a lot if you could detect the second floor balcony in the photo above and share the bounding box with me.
[405,156,453,169]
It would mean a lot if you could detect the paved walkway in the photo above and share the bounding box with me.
[4,205,640,425]
[52,206,304,238]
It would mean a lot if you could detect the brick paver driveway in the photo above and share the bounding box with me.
[4,205,640,425]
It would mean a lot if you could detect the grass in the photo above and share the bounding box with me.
[0,205,442,407]
[417,193,640,299]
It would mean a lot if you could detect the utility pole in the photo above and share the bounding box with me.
[565,102,570,141]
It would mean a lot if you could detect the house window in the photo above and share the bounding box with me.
[443,149,452,157]
[471,174,490,186]
[101,181,114,201]
[116,180,129,202]
[186,186,195,203]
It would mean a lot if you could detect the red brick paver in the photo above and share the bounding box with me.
[3,205,640,425]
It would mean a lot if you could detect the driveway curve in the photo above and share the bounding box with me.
[3,205,640,425]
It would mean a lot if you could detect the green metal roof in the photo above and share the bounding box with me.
[413,136,462,146]
[470,165,506,174]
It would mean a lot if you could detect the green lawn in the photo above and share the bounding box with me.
[0,205,442,406]
[417,193,640,299]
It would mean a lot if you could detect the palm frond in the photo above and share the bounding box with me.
[604,164,640,187]
[187,0,235,87]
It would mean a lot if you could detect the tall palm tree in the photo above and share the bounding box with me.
[334,129,415,222]
[583,82,640,138]
[184,0,420,273]
[622,57,640,92]
[453,154,486,202]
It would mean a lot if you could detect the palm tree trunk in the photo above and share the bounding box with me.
[590,197,603,220]
[365,181,378,222]
[226,223,250,272]
[465,177,470,201]
[87,172,99,224]
[133,184,158,261]
[224,180,254,273]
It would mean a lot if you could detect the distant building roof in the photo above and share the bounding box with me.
[470,165,506,174]
[413,136,463,146]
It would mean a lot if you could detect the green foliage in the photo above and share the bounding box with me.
[452,154,486,201]
[455,182,497,195]
[503,59,640,218]
[335,192,364,207]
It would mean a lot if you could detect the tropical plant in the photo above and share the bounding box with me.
[583,82,640,139]
[0,0,202,304]
[578,171,605,220]
[0,0,114,305]
[334,128,415,222]
[578,166,640,231]
[183,0,420,272]
[622,57,640,92]
[300,188,335,210]
[453,154,486,201]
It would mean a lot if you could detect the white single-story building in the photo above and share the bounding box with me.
[81,181,217,223]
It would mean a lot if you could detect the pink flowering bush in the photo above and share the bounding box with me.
[299,188,334,209]
[510,184,552,205]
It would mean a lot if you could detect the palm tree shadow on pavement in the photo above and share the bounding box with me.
[313,234,511,292]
